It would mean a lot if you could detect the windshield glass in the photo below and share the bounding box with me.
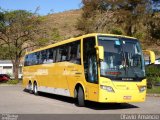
[98,36,145,81]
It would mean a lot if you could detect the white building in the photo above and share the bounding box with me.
[0,60,22,79]
[155,58,160,64]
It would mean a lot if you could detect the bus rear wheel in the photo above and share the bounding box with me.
[33,82,39,95]
[77,87,85,107]
[28,82,33,94]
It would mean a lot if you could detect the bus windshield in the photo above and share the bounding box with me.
[98,36,145,81]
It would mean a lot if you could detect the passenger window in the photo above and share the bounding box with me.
[24,55,29,66]
[28,54,33,66]
[53,49,57,63]
[56,48,62,62]
[24,41,81,65]
[24,54,34,66]
[45,48,53,63]
[68,41,81,64]
[35,52,40,64]
[83,37,98,83]
[61,45,68,61]
[32,53,37,65]
[39,50,46,64]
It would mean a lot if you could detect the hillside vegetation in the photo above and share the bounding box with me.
[43,10,82,40]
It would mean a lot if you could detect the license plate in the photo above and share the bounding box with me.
[123,96,132,100]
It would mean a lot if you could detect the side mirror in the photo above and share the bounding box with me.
[143,50,155,65]
[95,46,104,61]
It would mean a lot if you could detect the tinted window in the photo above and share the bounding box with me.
[24,40,81,66]
[61,45,68,61]
[68,41,81,64]
[24,55,29,66]
[28,54,33,66]
[53,49,57,63]
[45,49,54,63]
[56,48,62,62]
[35,52,40,64]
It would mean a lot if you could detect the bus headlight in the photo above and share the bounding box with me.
[138,86,146,92]
[100,85,115,92]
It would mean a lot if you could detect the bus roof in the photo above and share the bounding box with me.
[26,33,137,55]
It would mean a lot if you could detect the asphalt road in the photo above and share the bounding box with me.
[0,85,159,114]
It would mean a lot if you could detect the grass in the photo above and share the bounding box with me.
[147,86,160,94]
[6,79,19,84]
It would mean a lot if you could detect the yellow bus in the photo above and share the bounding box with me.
[23,33,155,107]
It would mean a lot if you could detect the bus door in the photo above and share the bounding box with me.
[83,37,99,101]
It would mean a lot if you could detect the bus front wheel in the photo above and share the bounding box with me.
[77,87,85,107]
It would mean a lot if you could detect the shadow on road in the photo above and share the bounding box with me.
[24,90,139,110]
[84,102,138,110]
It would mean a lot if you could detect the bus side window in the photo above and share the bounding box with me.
[61,45,68,61]
[32,53,37,65]
[39,51,44,64]
[46,48,53,63]
[53,49,57,63]
[56,47,62,62]
[68,41,81,64]
[67,44,71,61]
[28,54,33,66]
[35,52,40,64]
[24,55,29,66]
[42,50,47,64]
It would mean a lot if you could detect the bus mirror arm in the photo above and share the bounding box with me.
[95,46,104,61]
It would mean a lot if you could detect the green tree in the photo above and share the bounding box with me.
[146,12,160,45]
[0,10,58,79]
[77,0,152,38]
[114,0,152,36]
[0,46,10,59]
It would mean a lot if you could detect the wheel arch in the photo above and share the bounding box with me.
[28,80,33,89]
[33,80,38,86]
[74,82,85,99]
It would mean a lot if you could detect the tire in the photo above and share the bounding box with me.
[77,87,85,107]
[33,83,39,95]
[28,82,33,94]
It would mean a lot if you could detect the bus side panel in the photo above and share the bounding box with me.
[36,63,69,96]
[53,62,68,89]
[23,66,35,89]
[22,67,28,88]
[66,63,84,98]
[48,63,57,88]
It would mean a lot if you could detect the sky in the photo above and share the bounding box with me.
[0,0,82,15]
